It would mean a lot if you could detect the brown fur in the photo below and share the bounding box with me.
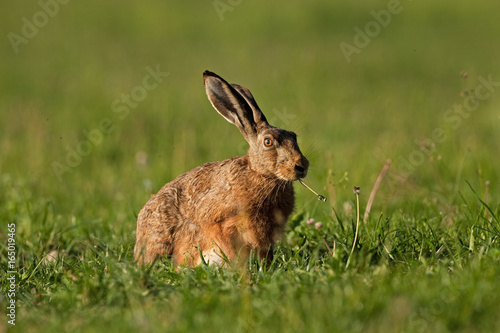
[134,71,309,267]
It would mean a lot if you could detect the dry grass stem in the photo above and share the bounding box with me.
[346,186,360,269]
[322,238,334,257]
[363,159,391,224]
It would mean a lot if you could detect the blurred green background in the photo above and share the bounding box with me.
[1,0,499,214]
[1,0,500,331]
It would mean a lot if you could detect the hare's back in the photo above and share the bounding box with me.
[157,156,249,196]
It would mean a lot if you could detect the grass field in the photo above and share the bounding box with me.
[1,1,500,332]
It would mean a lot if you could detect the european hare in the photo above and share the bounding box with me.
[134,71,309,266]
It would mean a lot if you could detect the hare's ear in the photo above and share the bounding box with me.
[203,71,267,141]
[230,84,268,126]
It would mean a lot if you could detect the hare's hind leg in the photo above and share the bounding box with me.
[134,208,172,264]
[134,190,180,264]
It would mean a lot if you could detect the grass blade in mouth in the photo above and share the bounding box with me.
[298,179,327,202]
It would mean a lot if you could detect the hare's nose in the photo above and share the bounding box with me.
[295,165,305,173]
[295,165,308,178]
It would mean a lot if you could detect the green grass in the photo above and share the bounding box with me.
[1,1,500,332]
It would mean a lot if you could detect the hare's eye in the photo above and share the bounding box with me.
[264,138,273,147]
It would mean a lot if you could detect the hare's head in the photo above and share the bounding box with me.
[203,71,309,181]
